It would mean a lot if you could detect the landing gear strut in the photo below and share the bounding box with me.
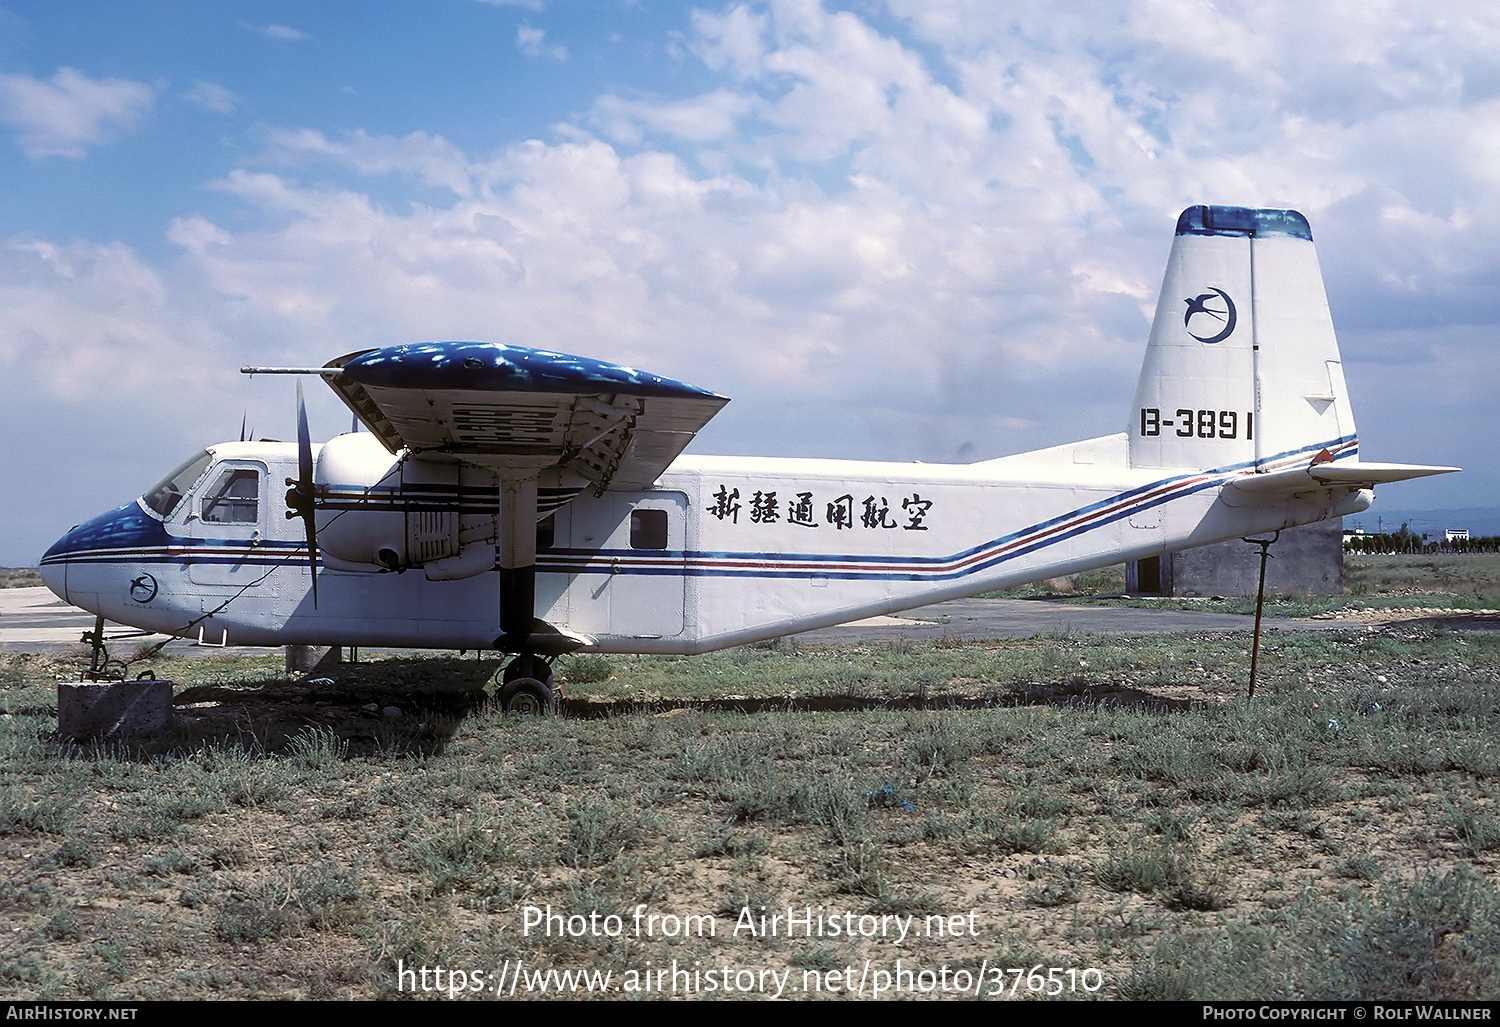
[81,614,125,681]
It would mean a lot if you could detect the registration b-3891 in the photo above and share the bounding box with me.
[1139,407,1252,440]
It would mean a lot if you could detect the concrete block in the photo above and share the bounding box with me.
[286,645,342,676]
[58,680,172,740]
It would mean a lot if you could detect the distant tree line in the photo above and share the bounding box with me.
[1344,522,1500,554]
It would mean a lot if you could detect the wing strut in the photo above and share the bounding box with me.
[493,475,591,655]
[496,476,537,651]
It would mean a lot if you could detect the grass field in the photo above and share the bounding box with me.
[1,557,1498,1000]
[997,554,1500,619]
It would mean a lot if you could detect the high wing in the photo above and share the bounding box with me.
[297,341,730,652]
[324,341,729,492]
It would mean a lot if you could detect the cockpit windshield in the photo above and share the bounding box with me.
[141,450,213,518]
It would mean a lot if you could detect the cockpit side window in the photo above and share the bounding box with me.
[201,468,260,524]
[142,450,213,518]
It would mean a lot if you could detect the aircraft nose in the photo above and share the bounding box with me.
[40,501,169,613]
[39,528,75,602]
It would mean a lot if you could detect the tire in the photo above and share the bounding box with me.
[497,676,555,717]
[502,655,553,687]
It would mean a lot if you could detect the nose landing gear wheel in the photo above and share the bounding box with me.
[497,676,555,716]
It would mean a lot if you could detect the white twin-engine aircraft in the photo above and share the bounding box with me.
[41,206,1456,712]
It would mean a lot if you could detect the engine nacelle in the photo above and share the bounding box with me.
[313,433,499,578]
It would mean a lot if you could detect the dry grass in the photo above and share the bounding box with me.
[1,568,42,589]
[1,556,1497,1001]
[0,624,1496,1000]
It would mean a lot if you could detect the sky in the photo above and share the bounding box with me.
[2,0,1496,565]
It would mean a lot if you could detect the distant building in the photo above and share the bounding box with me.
[1446,528,1469,542]
[1128,518,1343,596]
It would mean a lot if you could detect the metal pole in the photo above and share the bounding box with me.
[1244,531,1279,698]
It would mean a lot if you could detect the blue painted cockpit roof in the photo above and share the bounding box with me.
[1175,205,1312,241]
[41,501,169,563]
[337,342,724,400]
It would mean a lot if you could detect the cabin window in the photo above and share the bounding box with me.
[536,513,556,551]
[142,450,213,518]
[630,509,668,550]
[201,468,260,524]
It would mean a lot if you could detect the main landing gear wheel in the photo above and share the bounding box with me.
[502,654,553,687]
[497,676,555,717]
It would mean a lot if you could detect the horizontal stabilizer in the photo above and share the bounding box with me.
[1228,461,1460,496]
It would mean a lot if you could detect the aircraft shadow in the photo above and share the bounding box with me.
[51,662,1196,759]
[561,679,1196,719]
[98,657,501,757]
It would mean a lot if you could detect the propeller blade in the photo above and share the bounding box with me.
[240,410,247,443]
[291,380,319,607]
[296,381,313,488]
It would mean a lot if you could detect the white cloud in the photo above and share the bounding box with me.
[0,67,153,158]
[517,25,567,61]
[590,89,754,144]
[689,4,769,77]
[21,3,1498,422]
[261,24,310,42]
[264,127,477,196]
[183,81,240,115]
[0,237,215,397]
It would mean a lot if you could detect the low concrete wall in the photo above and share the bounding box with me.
[1129,518,1343,597]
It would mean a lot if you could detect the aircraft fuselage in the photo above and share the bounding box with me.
[41,433,1370,654]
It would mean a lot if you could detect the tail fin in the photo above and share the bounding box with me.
[1129,205,1355,472]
